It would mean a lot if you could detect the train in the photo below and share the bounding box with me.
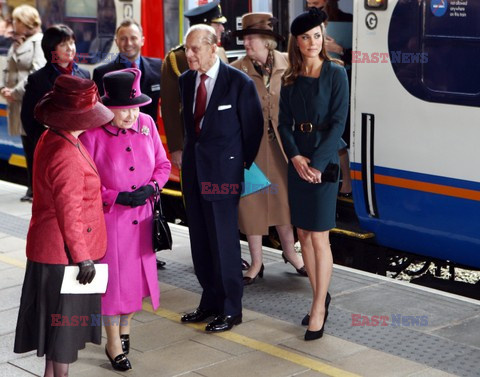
[0,0,478,269]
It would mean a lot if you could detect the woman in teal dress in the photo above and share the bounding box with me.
[278,8,348,341]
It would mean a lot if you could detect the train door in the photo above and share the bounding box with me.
[351,0,480,267]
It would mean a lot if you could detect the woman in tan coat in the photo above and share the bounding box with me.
[1,5,45,202]
[232,13,307,284]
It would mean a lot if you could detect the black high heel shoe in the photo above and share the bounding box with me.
[282,252,308,277]
[243,264,264,285]
[305,323,324,341]
[301,292,331,326]
[120,334,130,355]
[105,347,132,371]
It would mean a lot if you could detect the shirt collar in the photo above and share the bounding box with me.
[119,54,141,69]
[203,56,220,80]
[102,119,140,136]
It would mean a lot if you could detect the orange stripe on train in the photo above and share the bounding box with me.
[352,170,480,201]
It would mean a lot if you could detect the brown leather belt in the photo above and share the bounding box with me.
[294,122,329,133]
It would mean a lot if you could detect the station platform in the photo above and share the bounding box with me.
[0,180,479,377]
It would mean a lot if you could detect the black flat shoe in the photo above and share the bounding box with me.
[282,252,308,277]
[205,314,242,332]
[156,259,166,268]
[181,308,216,323]
[243,264,264,286]
[120,334,130,355]
[338,192,352,198]
[241,258,250,271]
[105,347,132,371]
[20,194,33,203]
[301,292,331,326]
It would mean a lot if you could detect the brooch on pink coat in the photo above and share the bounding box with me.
[141,125,150,135]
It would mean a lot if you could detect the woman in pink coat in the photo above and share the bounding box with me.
[80,68,171,371]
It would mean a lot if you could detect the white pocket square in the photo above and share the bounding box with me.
[218,104,232,111]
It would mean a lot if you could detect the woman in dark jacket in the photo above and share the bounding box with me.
[21,24,89,195]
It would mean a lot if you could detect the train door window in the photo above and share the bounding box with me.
[388,0,480,107]
[163,0,179,52]
[35,0,115,64]
[421,2,480,97]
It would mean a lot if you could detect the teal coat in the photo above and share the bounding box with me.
[278,60,349,231]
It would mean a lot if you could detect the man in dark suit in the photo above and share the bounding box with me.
[162,1,228,170]
[92,19,161,126]
[179,25,263,332]
[93,19,166,267]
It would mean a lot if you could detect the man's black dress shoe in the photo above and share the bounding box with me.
[105,347,132,371]
[205,314,242,332]
[181,308,215,323]
[120,334,130,355]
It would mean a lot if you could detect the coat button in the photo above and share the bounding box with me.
[131,185,137,190]
[87,227,92,232]
[122,130,127,134]
[126,147,132,152]
[129,166,135,171]
[132,220,138,225]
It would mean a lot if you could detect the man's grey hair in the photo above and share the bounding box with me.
[184,24,218,45]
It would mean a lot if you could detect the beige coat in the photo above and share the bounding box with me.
[2,32,45,136]
[232,50,290,235]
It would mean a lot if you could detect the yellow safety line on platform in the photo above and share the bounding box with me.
[0,253,26,269]
[143,304,360,377]
[0,253,358,377]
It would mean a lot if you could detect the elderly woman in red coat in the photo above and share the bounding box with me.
[80,68,171,371]
[13,75,113,377]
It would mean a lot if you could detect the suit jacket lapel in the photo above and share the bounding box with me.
[203,61,229,132]
[183,70,196,131]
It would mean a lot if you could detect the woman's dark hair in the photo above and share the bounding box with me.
[41,24,75,63]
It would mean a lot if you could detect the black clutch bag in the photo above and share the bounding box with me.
[152,181,172,252]
[322,163,339,183]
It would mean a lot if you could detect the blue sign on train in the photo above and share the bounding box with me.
[431,0,448,17]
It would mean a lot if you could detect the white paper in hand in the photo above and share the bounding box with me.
[60,264,108,294]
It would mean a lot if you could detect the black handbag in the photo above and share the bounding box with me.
[152,181,172,252]
[322,163,340,183]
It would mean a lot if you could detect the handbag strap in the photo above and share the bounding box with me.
[152,180,165,216]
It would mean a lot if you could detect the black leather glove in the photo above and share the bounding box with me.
[130,185,154,207]
[116,192,132,206]
[76,260,96,285]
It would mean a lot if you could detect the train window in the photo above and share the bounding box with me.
[65,0,97,18]
[365,0,387,10]
[34,0,115,64]
[388,0,480,107]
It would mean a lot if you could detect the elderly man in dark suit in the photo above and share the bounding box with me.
[92,19,161,128]
[93,19,166,267]
[179,24,263,332]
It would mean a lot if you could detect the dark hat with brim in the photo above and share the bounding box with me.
[34,75,113,131]
[184,1,227,25]
[291,7,328,36]
[101,68,152,109]
[234,13,284,42]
